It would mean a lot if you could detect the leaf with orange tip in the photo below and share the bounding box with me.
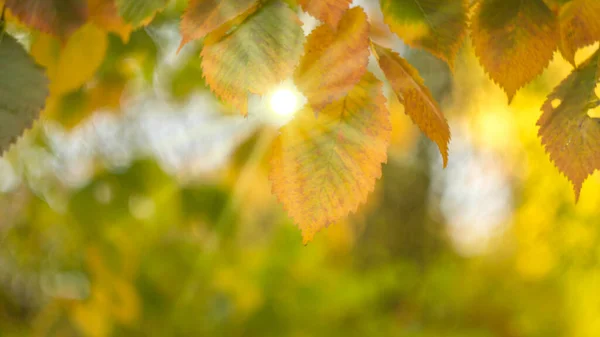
[201,1,304,116]
[88,0,133,42]
[373,43,450,167]
[537,50,600,201]
[297,0,352,28]
[471,0,558,102]
[380,0,468,69]
[179,0,258,51]
[556,0,600,66]
[294,7,370,113]
[270,73,391,244]
[5,0,88,39]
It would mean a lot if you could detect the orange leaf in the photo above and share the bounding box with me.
[201,1,304,116]
[5,0,89,39]
[88,0,133,42]
[179,0,258,51]
[374,43,450,167]
[537,50,600,201]
[380,0,468,69]
[294,6,370,113]
[557,0,600,66]
[270,73,391,244]
[297,0,352,28]
[471,0,558,102]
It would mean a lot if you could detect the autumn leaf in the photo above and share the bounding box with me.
[537,50,600,201]
[179,0,258,51]
[297,0,352,28]
[88,0,133,42]
[471,0,557,102]
[294,7,370,113]
[5,0,88,39]
[270,73,391,244]
[115,0,168,26]
[373,43,450,167]
[556,0,600,66]
[380,0,468,69]
[201,1,304,116]
[0,35,49,154]
[30,23,108,96]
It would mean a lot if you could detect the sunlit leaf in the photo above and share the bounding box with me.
[297,0,352,28]
[201,1,304,116]
[88,0,133,42]
[0,35,49,154]
[537,50,600,200]
[471,0,557,102]
[115,0,168,25]
[294,7,370,113]
[5,0,88,39]
[374,43,450,167]
[556,0,600,66]
[179,0,258,51]
[30,23,108,95]
[270,73,391,244]
[380,0,468,69]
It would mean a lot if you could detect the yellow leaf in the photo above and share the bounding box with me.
[297,0,352,28]
[179,0,258,51]
[380,0,468,69]
[557,0,600,66]
[5,0,88,39]
[270,73,391,244]
[374,43,450,167]
[201,1,304,116]
[88,0,133,42]
[294,7,370,112]
[31,23,108,96]
[537,50,600,201]
[471,0,558,102]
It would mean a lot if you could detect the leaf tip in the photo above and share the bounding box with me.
[176,38,189,54]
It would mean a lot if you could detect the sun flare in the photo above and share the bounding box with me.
[269,89,299,116]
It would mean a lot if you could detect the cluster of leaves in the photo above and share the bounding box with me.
[1,0,599,243]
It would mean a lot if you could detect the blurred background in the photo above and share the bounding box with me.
[1,1,600,336]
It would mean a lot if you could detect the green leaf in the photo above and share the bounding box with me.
[201,1,304,116]
[115,0,169,25]
[380,0,468,69]
[0,35,49,154]
[537,50,600,200]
